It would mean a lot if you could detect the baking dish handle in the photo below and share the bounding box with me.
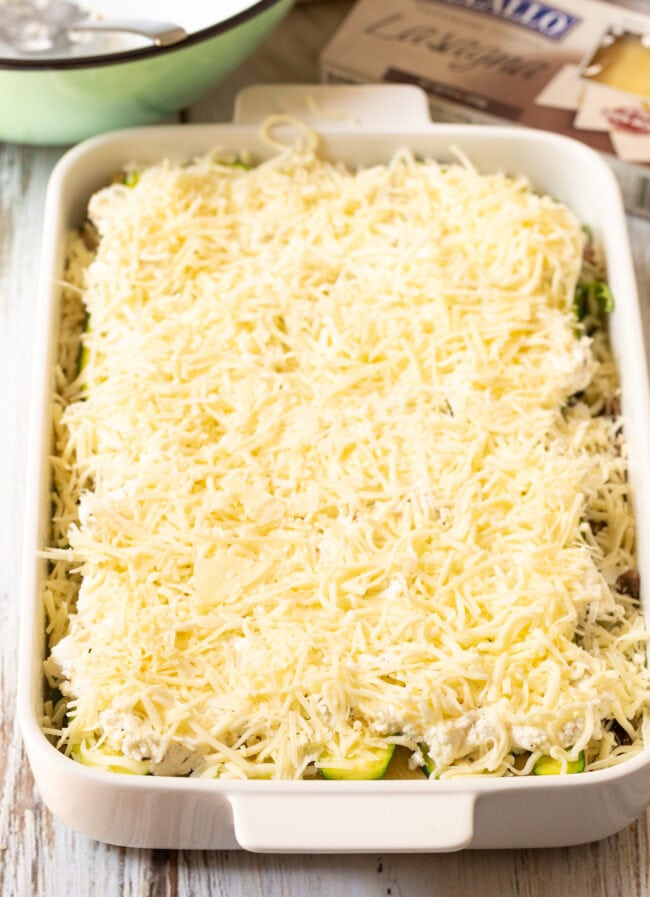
[229,790,475,853]
[232,83,432,130]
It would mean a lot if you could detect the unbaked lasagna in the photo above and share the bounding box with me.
[42,138,648,780]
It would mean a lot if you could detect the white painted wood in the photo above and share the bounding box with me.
[2,2,650,894]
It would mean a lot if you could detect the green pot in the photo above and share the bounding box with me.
[0,0,293,145]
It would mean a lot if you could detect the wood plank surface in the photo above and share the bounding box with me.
[2,2,650,894]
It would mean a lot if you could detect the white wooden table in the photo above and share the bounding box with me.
[2,2,650,894]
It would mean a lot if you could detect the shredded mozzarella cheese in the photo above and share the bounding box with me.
[42,139,648,779]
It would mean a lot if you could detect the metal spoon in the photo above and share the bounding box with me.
[0,0,187,56]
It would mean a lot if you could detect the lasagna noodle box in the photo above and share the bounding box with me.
[319,0,650,218]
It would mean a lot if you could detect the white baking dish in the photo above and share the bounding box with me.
[18,84,650,852]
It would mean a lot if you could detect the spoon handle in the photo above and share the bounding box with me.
[73,18,187,47]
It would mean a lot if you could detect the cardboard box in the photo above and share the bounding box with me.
[320,0,650,217]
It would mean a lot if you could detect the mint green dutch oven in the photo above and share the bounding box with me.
[0,0,293,145]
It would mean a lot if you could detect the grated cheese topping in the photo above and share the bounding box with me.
[42,139,648,779]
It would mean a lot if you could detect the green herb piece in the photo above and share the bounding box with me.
[573,280,614,321]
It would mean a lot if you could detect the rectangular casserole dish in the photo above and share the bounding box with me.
[18,84,650,852]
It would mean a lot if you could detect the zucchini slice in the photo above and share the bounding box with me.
[78,314,91,400]
[318,743,395,780]
[533,751,585,775]
[78,343,90,377]
[418,743,435,778]
[78,313,91,375]
[382,745,422,779]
